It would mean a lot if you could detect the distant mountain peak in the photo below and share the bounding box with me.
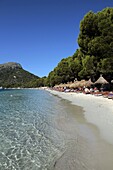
[0,62,22,70]
[0,62,39,88]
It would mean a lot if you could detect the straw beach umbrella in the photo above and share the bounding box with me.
[69,83,76,89]
[69,81,79,88]
[75,79,93,88]
[75,81,82,88]
[94,75,108,84]
[79,80,87,87]
[59,83,66,88]
[66,82,71,88]
[85,79,94,87]
[54,85,59,88]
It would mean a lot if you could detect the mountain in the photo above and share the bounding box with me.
[0,62,39,88]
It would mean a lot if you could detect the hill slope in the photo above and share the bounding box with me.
[0,62,39,88]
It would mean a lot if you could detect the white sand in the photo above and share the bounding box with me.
[45,89,113,170]
[47,89,113,144]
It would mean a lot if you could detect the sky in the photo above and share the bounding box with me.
[0,0,113,77]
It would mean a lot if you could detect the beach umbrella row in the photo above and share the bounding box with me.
[55,79,93,89]
[54,75,109,89]
[69,79,94,88]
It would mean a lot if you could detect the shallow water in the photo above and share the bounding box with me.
[0,89,113,170]
[0,89,67,169]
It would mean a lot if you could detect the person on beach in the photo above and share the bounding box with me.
[84,87,90,94]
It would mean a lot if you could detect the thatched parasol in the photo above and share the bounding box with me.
[54,85,59,88]
[85,79,94,87]
[65,83,70,88]
[69,81,79,88]
[60,83,67,88]
[94,75,108,84]
[79,80,87,87]
[54,84,64,88]
[69,83,76,88]
[75,79,93,88]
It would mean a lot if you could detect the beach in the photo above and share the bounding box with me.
[47,89,113,170]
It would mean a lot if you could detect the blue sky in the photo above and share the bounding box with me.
[0,0,113,77]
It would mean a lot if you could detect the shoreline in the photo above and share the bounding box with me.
[47,89,113,144]
[46,89,113,170]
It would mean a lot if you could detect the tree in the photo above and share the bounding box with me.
[46,7,113,86]
[78,11,99,54]
[78,8,113,59]
[69,57,82,80]
[100,58,113,74]
[78,55,95,79]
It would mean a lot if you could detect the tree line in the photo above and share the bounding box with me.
[20,7,113,88]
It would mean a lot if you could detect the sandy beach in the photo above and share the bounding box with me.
[47,89,113,170]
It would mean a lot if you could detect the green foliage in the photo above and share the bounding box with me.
[69,57,82,80]
[100,58,113,74]
[0,67,39,88]
[35,77,48,87]
[78,8,113,60]
[77,7,113,80]
[78,55,95,78]
[46,7,113,86]
[47,51,83,86]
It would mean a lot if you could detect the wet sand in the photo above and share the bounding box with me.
[47,90,113,170]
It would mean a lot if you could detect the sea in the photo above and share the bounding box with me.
[0,89,78,170]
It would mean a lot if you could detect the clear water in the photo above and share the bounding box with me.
[1,89,113,170]
[0,89,66,170]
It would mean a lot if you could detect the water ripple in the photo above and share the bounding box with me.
[0,89,65,170]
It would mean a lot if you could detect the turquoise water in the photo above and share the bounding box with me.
[0,89,67,170]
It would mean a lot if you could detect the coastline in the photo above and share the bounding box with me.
[46,89,113,170]
[47,89,113,144]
